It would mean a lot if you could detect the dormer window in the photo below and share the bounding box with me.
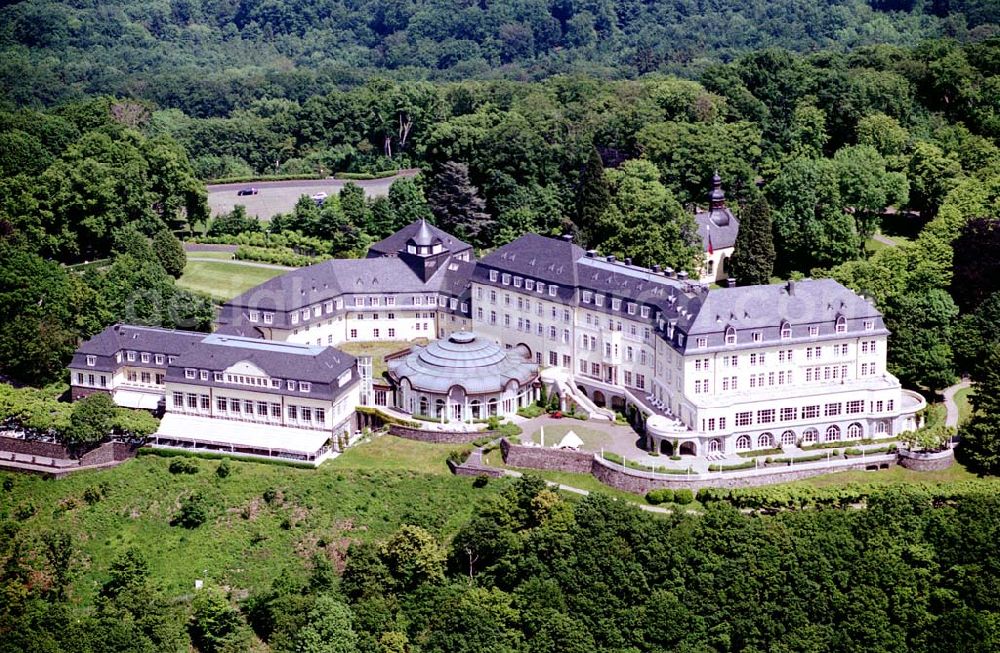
[127,351,136,362]
[200,370,209,380]
[612,298,621,310]
[301,309,309,321]
[300,382,311,393]
[780,322,792,339]
[271,379,280,388]
[291,313,299,325]
[582,291,592,303]
[489,270,498,282]
[370,296,379,306]
[214,372,223,382]
[536,283,545,294]
[863,319,874,331]
[641,306,650,318]
[501,274,511,285]
[263,312,274,324]
[525,279,534,291]
[354,297,363,307]
[287,380,297,391]
[549,285,558,297]
[595,295,604,307]
[627,303,636,315]
[696,337,707,348]
[249,310,260,322]
[185,369,196,379]
[725,326,737,345]
[168,356,176,364]
[809,326,819,337]
[86,355,96,366]
[141,352,150,363]
[752,331,762,343]
[835,316,847,333]
[513,276,522,288]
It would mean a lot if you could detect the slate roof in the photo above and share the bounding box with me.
[70,324,205,372]
[694,207,740,251]
[165,333,357,401]
[477,234,584,286]
[367,219,472,258]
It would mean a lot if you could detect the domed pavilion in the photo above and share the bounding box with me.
[387,332,539,422]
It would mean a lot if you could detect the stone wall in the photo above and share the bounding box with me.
[449,451,505,478]
[897,448,954,472]
[500,439,594,474]
[79,441,138,466]
[71,386,109,402]
[0,436,71,458]
[390,424,494,444]
[589,455,898,493]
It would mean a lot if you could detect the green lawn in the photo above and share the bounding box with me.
[185,250,237,261]
[339,339,427,378]
[780,458,990,490]
[177,260,287,301]
[0,443,503,609]
[955,387,976,425]
[521,422,624,450]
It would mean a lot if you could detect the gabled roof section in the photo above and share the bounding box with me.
[367,219,472,258]
[477,234,584,286]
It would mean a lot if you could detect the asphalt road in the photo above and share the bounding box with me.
[207,169,420,219]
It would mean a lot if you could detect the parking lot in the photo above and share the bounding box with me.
[207,170,419,219]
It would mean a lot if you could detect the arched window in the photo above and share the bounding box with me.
[709,439,722,453]
[706,259,715,274]
[758,433,773,448]
[825,425,841,441]
[435,398,445,418]
[835,316,846,333]
[875,420,888,435]
[419,396,428,416]
[847,422,863,439]
[780,322,792,340]
[802,428,818,444]
[780,430,796,446]
[736,434,751,450]
[725,326,737,345]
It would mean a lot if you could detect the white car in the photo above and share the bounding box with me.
[311,192,328,201]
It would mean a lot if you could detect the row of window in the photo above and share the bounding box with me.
[75,372,107,388]
[580,290,652,318]
[488,270,559,297]
[182,368,313,393]
[172,393,328,424]
[700,318,876,348]
[733,399,876,427]
[732,422,871,449]
[91,351,177,367]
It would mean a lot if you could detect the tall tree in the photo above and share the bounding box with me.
[960,346,1000,475]
[339,182,372,234]
[729,195,776,285]
[152,229,186,279]
[387,178,433,234]
[575,145,611,247]
[426,162,491,244]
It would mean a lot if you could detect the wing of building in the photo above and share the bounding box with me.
[71,214,924,462]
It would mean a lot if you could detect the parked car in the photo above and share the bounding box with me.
[236,188,258,196]
[311,192,328,201]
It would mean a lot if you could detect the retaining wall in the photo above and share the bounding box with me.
[0,436,69,458]
[500,439,594,474]
[897,448,954,471]
[0,436,138,464]
[390,424,494,444]
[70,386,109,402]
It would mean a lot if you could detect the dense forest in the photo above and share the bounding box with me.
[3,0,1000,112]
[4,473,1000,652]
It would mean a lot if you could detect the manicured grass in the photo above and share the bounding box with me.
[522,423,625,450]
[955,387,975,425]
[0,446,503,609]
[185,250,237,261]
[177,260,287,300]
[339,339,426,378]
[779,458,991,490]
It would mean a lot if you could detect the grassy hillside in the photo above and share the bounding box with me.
[177,259,288,301]
[0,435,501,608]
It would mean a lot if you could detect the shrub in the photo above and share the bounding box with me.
[216,458,232,478]
[263,487,278,504]
[645,488,674,505]
[471,435,494,447]
[737,447,784,458]
[174,492,208,528]
[516,405,544,418]
[169,458,199,475]
[472,475,490,488]
[83,486,102,505]
[674,489,694,505]
[2,477,13,492]
[486,415,501,430]
[708,460,756,472]
[447,447,472,464]
[497,423,522,438]
[670,455,681,461]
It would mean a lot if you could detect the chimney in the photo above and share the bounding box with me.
[561,234,573,243]
[786,280,796,296]
[607,255,616,263]
[586,249,597,258]
[728,277,737,287]
[665,267,675,278]
[678,271,689,281]
[624,257,632,266]
[651,264,661,273]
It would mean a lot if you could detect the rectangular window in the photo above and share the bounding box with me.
[809,326,819,337]
[200,370,209,380]
[140,352,150,363]
[697,337,707,348]
[501,273,510,285]
[287,405,297,420]
[287,380,297,391]
[271,403,281,418]
[155,354,165,365]
[217,397,227,412]
[758,409,775,424]
[249,310,260,322]
[127,351,136,361]
[172,392,183,408]
[736,411,753,427]
[85,355,97,367]
[185,369,195,379]
[803,405,819,419]
[263,313,274,324]
[847,400,865,414]
[315,408,325,423]
[824,402,842,417]
[489,270,498,282]
[549,351,558,366]
[230,398,241,413]
[76,372,84,384]
[549,285,558,297]
[301,407,312,422]
[200,395,210,410]
[780,407,797,421]
[140,372,151,384]
[300,382,311,393]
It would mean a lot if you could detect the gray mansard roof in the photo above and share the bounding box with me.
[694,207,740,251]
[367,219,473,258]
[165,333,357,401]
[70,324,206,372]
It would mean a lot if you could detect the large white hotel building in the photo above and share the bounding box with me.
[71,209,924,460]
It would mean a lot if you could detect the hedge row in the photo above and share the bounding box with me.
[136,447,316,469]
[737,447,784,458]
[801,436,897,451]
[708,459,757,472]
[333,170,399,180]
[234,245,323,267]
[207,173,324,185]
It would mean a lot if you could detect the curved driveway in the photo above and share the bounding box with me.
[207,169,420,219]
